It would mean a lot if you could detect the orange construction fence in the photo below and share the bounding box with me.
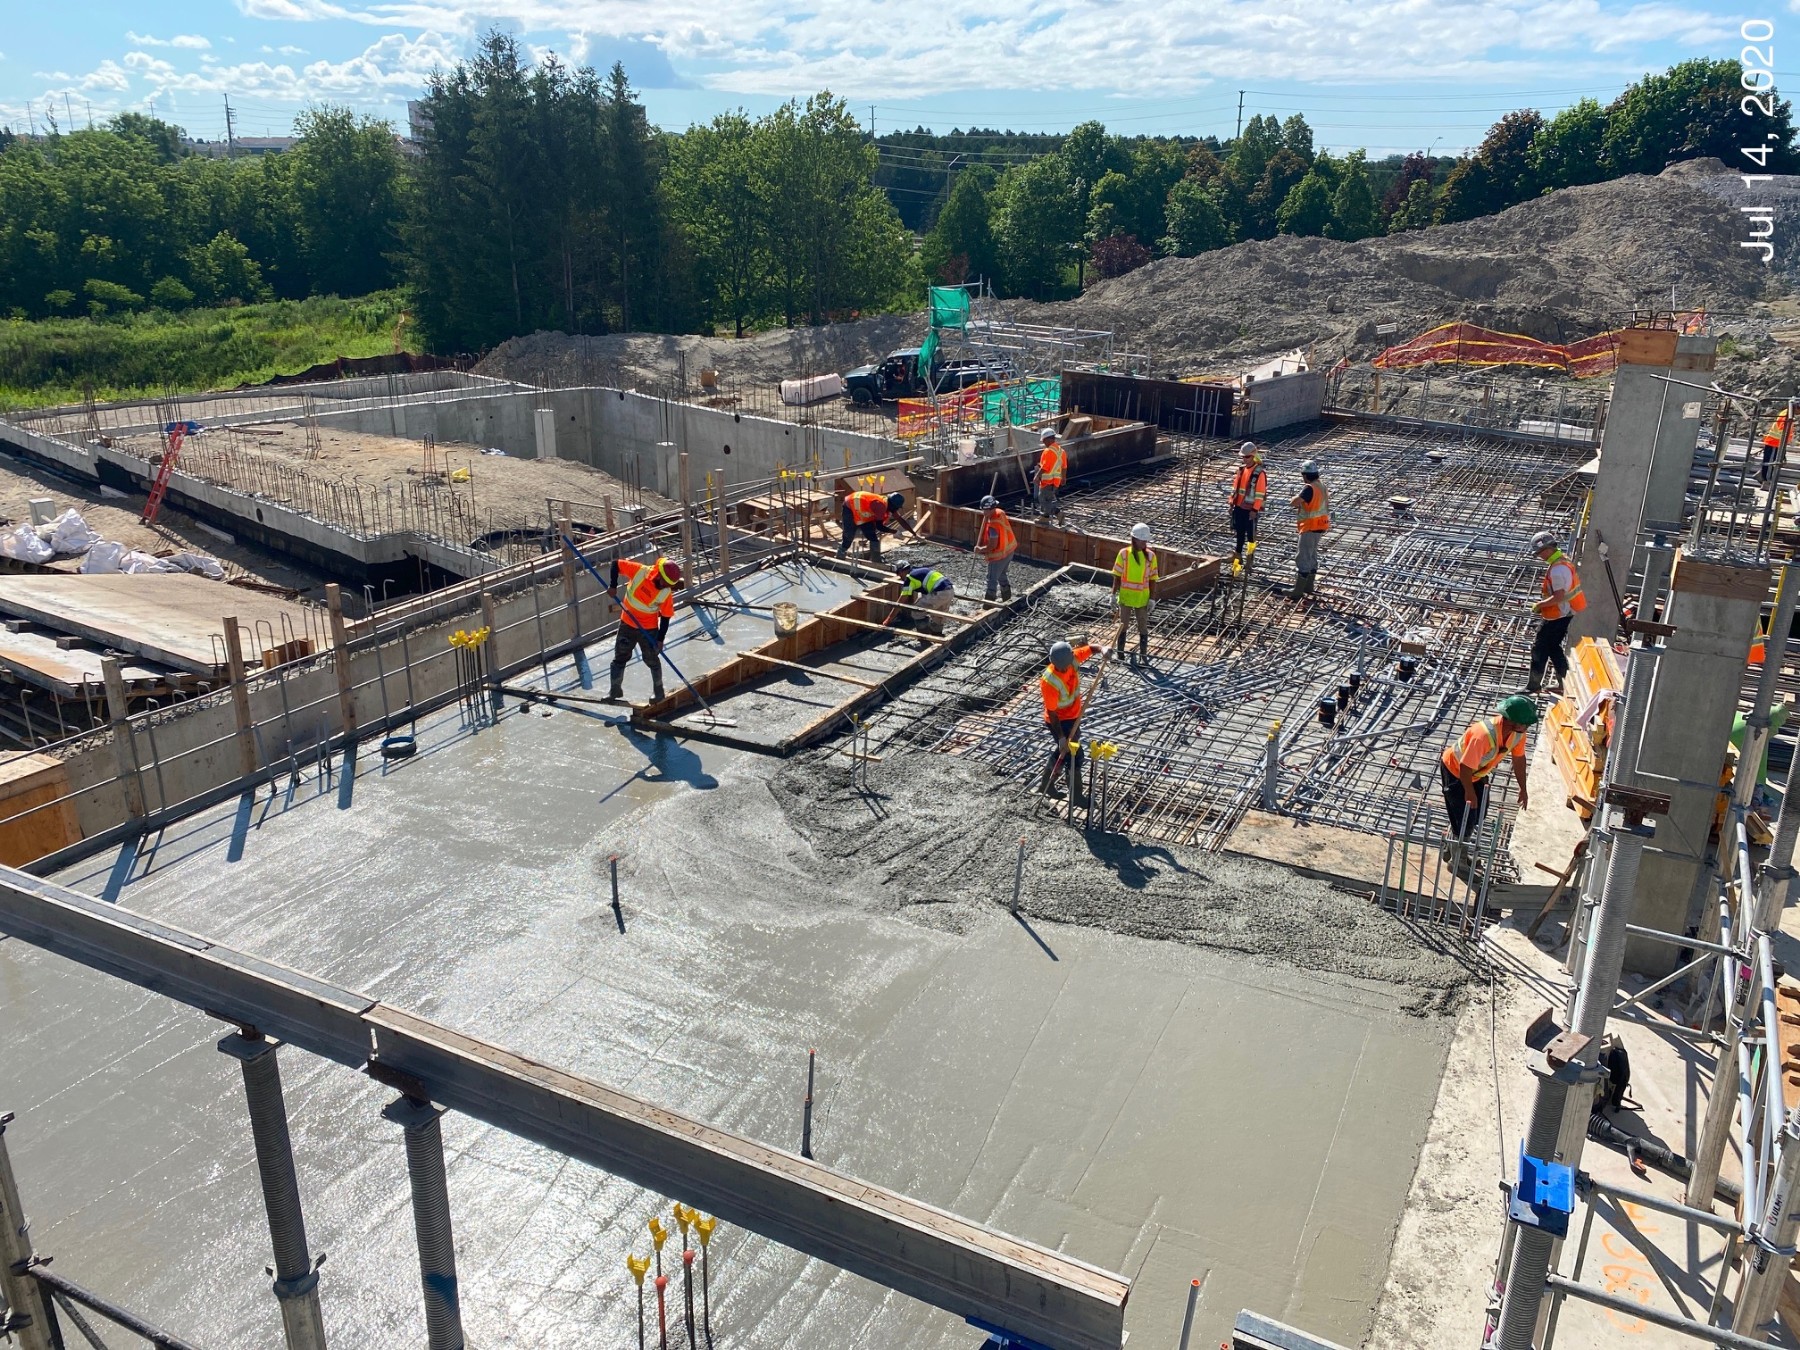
[1372,313,1706,380]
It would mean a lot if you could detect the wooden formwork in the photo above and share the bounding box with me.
[918,502,1222,598]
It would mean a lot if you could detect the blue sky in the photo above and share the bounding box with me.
[0,0,1777,156]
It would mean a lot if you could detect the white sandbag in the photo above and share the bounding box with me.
[117,549,180,574]
[46,508,100,556]
[164,550,225,579]
[79,541,127,573]
[0,524,53,563]
[780,372,846,405]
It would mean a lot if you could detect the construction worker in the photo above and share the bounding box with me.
[1039,638,1105,803]
[893,562,955,635]
[1440,694,1536,868]
[1761,401,1793,485]
[607,554,683,701]
[1111,522,1158,662]
[1032,427,1067,525]
[837,489,910,562]
[1527,530,1585,693]
[1228,441,1266,572]
[975,494,1017,602]
[1289,459,1329,598]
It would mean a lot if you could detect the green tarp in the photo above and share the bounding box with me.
[980,378,1059,426]
[917,329,940,373]
[928,286,971,332]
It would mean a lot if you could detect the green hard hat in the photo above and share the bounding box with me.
[1500,694,1539,727]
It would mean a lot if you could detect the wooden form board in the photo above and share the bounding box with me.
[932,420,1159,508]
[0,753,81,866]
[921,502,1222,598]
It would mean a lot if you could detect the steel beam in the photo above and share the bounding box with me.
[0,867,1129,1350]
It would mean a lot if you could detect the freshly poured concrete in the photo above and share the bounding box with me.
[2,563,1457,1350]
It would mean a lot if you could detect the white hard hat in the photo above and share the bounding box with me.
[1130,522,1151,542]
[1301,459,1321,477]
[980,495,999,510]
[1530,530,1557,552]
[1239,440,1257,455]
[1040,427,1057,442]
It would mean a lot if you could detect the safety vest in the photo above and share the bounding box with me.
[902,568,949,597]
[1041,663,1082,720]
[1765,409,1792,450]
[1039,440,1066,489]
[1296,481,1330,533]
[846,490,888,524]
[1540,549,1586,618]
[617,558,675,630]
[977,510,1017,559]
[1441,716,1526,781]
[1113,546,1158,607]
[1230,463,1266,511]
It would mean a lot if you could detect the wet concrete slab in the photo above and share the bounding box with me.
[2,561,1456,1350]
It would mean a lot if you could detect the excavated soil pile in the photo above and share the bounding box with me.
[1022,161,1783,373]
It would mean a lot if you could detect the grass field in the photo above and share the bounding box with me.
[0,292,418,410]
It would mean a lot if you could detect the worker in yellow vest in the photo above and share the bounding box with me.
[1440,694,1536,869]
[1111,522,1158,663]
[1527,530,1586,694]
[1761,402,1793,486]
[1289,459,1329,599]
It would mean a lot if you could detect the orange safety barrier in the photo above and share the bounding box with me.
[895,382,1004,438]
[1547,637,1621,819]
[1372,314,1707,380]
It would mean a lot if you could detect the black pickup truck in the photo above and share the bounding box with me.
[843,348,1015,404]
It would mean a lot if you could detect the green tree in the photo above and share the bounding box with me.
[1389,176,1437,232]
[920,165,998,286]
[185,231,266,304]
[668,111,768,335]
[1477,110,1544,206]
[1604,58,1798,174]
[1529,99,1608,191]
[1280,114,1315,165]
[83,278,143,316]
[991,153,1079,298]
[289,107,405,298]
[150,276,195,307]
[1160,177,1230,255]
[1228,114,1283,184]
[1276,172,1334,236]
[1433,156,1494,223]
[1244,147,1308,239]
[1060,119,1129,221]
[1329,151,1379,239]
[108,113,186,163]
[1085,168,1133,240]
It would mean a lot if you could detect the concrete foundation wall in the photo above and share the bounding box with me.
[1239,371,1327,437]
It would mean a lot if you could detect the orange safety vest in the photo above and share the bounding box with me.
[1296,480,1331,533]
[1441,716,1526,781]
[617,557,676,630]
[1230,463,1267,511]
[1764,409,1792,450]
[1038,439,1066,489]
[845,490,889,524]
[1539,549,1587,619]
[1039,644,1094,721]
[977,509,1017,559]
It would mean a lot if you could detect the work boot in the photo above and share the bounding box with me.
[607,674,625,700]
[1000,581,1012,601]
[1070,749,1090,807]
[1231,557,1243,575]
[985,588,998,603]
[1138,638,1149,661]
[868,537,882,563]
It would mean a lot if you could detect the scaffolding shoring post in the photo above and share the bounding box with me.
[1735,1106,1800,1333]
[0,1113,54,1350]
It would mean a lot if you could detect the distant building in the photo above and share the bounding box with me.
[407,100,432,144]
[183,136,297,158]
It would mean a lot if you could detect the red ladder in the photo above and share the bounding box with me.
[142,423,188,524]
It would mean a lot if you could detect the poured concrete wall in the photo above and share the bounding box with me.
[1237,370,1327,437]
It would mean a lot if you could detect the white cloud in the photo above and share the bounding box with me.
[119,30,461,101]
[127,31,214,49]
[81,61,132,92]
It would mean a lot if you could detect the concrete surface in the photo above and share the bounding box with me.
[0,567,1462,1350]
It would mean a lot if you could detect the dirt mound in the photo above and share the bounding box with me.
[1018,165,1782,373]
[475,313,925,390]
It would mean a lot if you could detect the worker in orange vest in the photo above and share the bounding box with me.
[836,489,910,562]
[1527,530,1586,693]
[1228,441,1266,572]
[607,554,683,702]
[975,494,1018,602]
[1761,402,1793,485]
[1440,694,1536,869]
[1032,427,1067,526]
[1288,459,1330,599]
[1038,638,1105,802]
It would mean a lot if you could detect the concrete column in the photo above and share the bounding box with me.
[324,585,357,742]
[0,1113,54,1350]
[1573,331,1715,641]
[1625,553,1770,974]
[221,616,259,777]
[382,1097,465,1350]
[533,407,556,462]
[101,656,146,818]
[218,1034,328,1350]
[678,451,696,582]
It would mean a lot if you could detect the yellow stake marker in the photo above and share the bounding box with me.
[695,1215,717,1247]
[628,1254,650,1285]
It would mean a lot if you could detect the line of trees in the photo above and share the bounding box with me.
[0,47,1792,346]
[0,109,403,319]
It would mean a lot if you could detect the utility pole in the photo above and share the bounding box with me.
[224,94,237,158]
[869,104,875,141]
[25,100,34,137]
[64,94,75,133]
[1235,90,1244,140]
